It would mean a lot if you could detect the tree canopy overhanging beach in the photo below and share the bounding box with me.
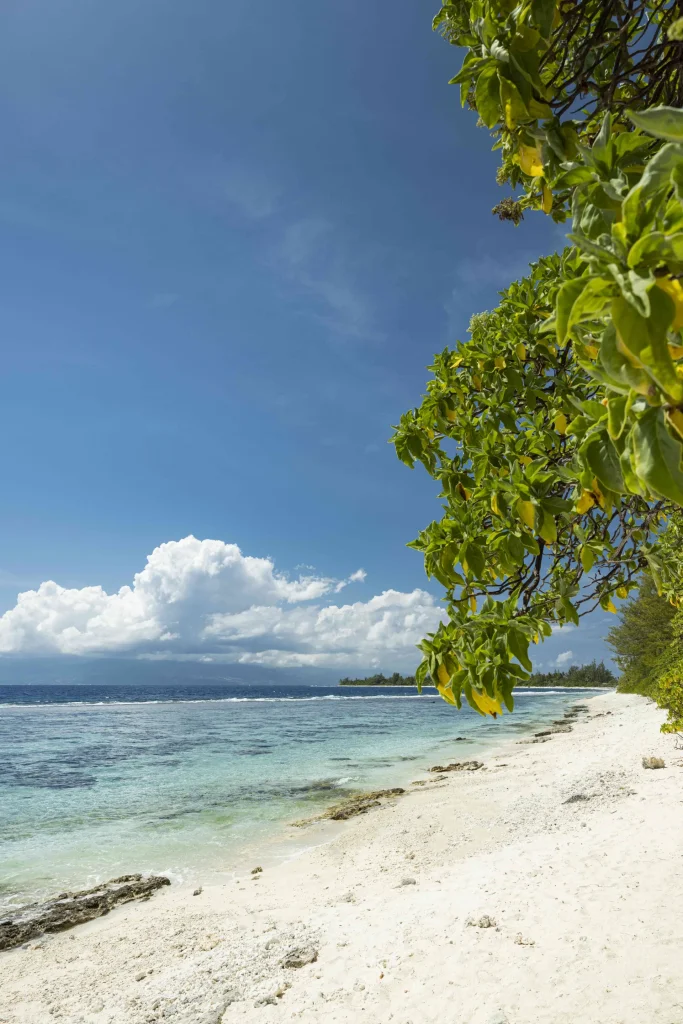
[391,0,683,725]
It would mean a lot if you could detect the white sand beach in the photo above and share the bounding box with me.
[1,691,682,1024]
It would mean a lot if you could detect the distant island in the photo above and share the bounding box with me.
[339,672,422,687]
[339,661,617,688]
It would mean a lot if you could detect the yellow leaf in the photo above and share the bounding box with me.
[451,356,463,368]
[426,427,435,439]
[517,143,543,177]
[457,481,472,501]
[592,478,606,509]
[616,586,628,599]
[542,184,553,215]
[606,598,617,614]
[517,499,536,530]
[469,594,477,613]
[576,490,595,514]
[436,663,451,687]
[584,343,599,358]
[668,343,683,360]
[494,356,506,369]
[491,494,501,517]
[519,455,533,466]
[666,407,683,440]
[472,375,482,390]
[532,633,539,644]
[470,688,503,717]
[655,277,683,330]
[446,408,457,423]
[436,683,457,706]
[555,412,568,435]
[515,343,527,361]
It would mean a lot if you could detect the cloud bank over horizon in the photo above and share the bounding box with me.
[0,537,445,669]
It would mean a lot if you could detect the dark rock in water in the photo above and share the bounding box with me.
[428,760,483,773]
[0,873,170,951]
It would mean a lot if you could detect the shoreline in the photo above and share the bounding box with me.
[0,688,594,912]
[2,691,682,1023]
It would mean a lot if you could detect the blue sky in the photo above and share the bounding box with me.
[0,0,614,672]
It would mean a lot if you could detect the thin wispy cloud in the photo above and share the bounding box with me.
[275,217,379,340]
[222,167,281,221]
[214,164,378,341]
[148,292,178,309]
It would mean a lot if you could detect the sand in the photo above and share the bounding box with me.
[1,691,682,1024]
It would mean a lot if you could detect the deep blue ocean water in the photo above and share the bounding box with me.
[0,682,603,910]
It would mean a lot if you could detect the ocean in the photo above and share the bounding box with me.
[0,682,604,912]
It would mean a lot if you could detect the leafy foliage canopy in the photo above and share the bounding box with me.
[393,0,683,715]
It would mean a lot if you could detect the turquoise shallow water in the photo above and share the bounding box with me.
[0,683,603,910]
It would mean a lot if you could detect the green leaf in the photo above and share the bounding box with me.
[538,509,557,544]
[632,407,683,503]
[556,277,587,343]
[580,545,595,572]
[415,659,429,694]
[475,64,501,129]
[628,106,683,143]
[499,76,528,130]
[530,0,556,38]
[581,430,626,493]
[507,629,532,671]
[561,597,580,626]
[606,394,630,440]
[599,324,651,396]
[623,144,683,230]
[613,289,683,403]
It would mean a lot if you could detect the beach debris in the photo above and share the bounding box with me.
[399,877,417,886]
[280,945,319,968]
[467,915,496,929]
[251,866,263,875]
[428,760,483,773]
[455,736,469,741]
[0,874,170,951]
[514,933,535,946]
[193,887,203,896]
[642,756,666,769]
[517,736,550,744]
[563,793,592,804]
[254,982,291,1006]
[290,789,405,827]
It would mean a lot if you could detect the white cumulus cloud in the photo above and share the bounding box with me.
[0,537,443,667]
[555,650,574,668]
